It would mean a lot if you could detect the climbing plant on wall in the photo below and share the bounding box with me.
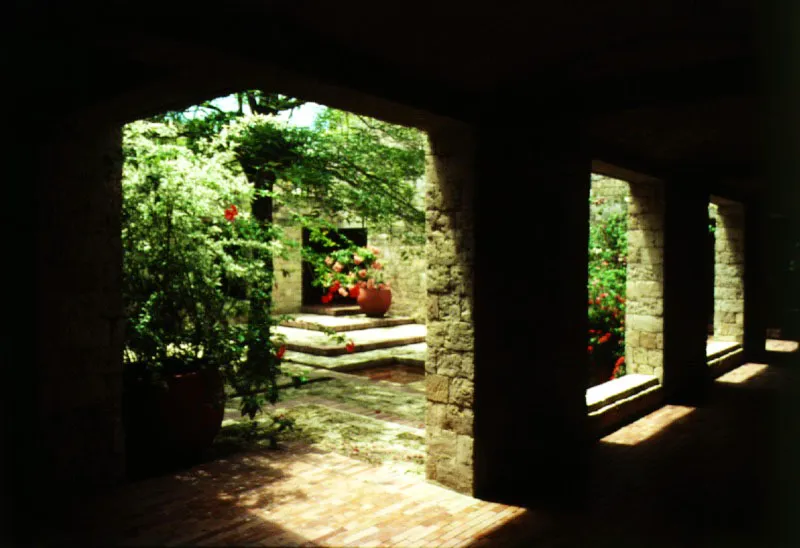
[587,198,628,386]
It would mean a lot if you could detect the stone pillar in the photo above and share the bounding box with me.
[662,184,713,403]
[743,199,768,362]
[34,123,127,494]
[712,199,746,343]
[626,182,665,379]
[424,124,477,496]
[272,223,303,314]
[472,118,590,508]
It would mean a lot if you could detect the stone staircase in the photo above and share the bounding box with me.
[277,305,427,373]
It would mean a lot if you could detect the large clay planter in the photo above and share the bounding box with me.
[123,363,225,475]
[357,287,392,317]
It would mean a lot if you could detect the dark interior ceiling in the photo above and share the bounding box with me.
[30,0,762,189]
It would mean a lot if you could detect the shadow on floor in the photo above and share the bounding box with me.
[468,360,800,548]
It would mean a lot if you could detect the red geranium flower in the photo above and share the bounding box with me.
[329,281,341,294]
[321,294,333,304]
[349,285,360,298]
[345,340,356,353]
[610,356,625,379]
[588,345,594,353]
[276,345,286,359]
[224,204,238,221]
[598,333,611,344]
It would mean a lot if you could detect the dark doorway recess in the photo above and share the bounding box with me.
[302,228,368,306]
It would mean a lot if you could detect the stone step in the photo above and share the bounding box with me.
[284,343,426,372]
[300,304,362,316]
[276,324,427,357]
[280,313,416,333]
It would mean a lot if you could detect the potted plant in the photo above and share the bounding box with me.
[316,245,393,317]
[121,121,287,472]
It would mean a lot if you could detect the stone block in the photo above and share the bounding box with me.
[640,332,657,349]
[456,435,474,467]
[437,353,463,377]
[628,314,663,333]
[449,378,474,408]
[627,298,662,317]
[459,352,475,380]
[445,322,474,352]
[628,263,663,282]
[427,374,450,403]
[717,301,744,314]
[427,264,453,293]
[428,428,457,458]
[426,402,447,430]
[445,405,474,436]
[427,321,447,344]
[427,295,440,322]
[628,281,663,299]
[646,350,663,367]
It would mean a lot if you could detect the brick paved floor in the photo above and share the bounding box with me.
[38,358,800,547]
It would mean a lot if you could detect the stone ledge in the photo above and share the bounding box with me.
[277,324,427,356]
[586,374,659,413]
[706,340,741,361]
[589,384,664,438]
[300,304,362,316]
[708,347,745,379]
[284,343,426,371]
[281,314,416,332]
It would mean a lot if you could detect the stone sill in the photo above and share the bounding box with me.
[708,345,745,379]
[586,343,746,438]
[586,374,659,413]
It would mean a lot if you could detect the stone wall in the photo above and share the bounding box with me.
[590,174,630,220]
[272,220,303,315]
[424,127,476,495]
[369,229,426,322]
[712,199,745,343]
[626,182,666,379]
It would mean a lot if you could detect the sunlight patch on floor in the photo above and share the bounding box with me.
[716,363,769,384]
[766,339,799,353]
[601,405,695,446]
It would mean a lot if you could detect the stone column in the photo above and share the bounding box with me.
[662,184,713,403]
[471,118,590,508]
[743,199,768,362]
[424,124,477,496]
[713,199,746,343]
[626,182,665,379]
[34,123,127,494]
[272,222,303,314]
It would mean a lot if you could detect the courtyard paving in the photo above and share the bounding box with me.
[38,355,800,547]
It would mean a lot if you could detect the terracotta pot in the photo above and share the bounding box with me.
[357,287,392,317]
[123,365,225,474]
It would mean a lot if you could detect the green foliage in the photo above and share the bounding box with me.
[122,120,286,419]
[122,92,426,422]
[587,198,628,384]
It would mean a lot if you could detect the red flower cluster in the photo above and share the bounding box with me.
[224,204,238,222]
[345,340,356,353]
[598,333,612,344]
[610,356,625,380]
[275,345,286,360]
[321,281,343,304]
